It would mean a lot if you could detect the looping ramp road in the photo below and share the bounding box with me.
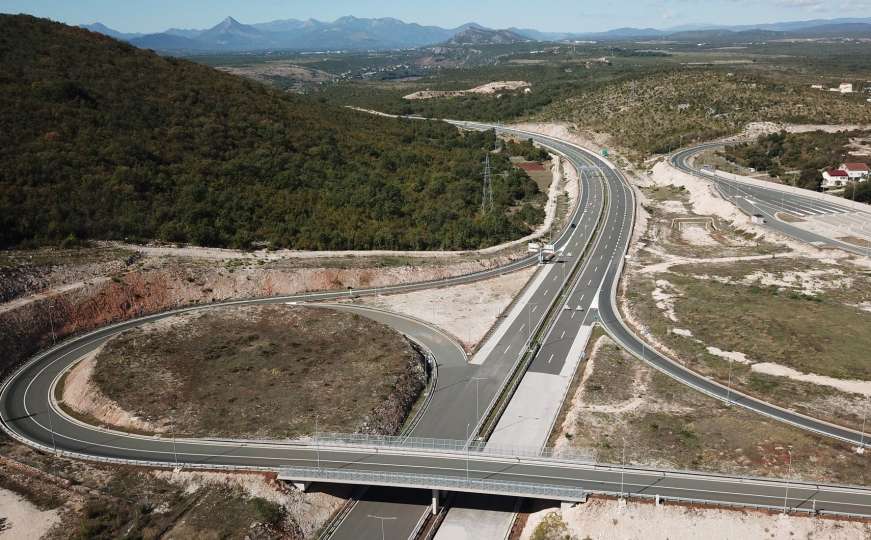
[3,125,871,538]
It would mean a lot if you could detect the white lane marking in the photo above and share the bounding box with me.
[587,279,592,286]
[504,344,512,354]
[544,289,549,296]
[560,330,566,339]
[547,353,555,364]
[519,323,526,333]
[532,305,539,313]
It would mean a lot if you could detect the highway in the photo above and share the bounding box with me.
[671,143,871,256]
[4,126,871,537]
[252,127,613,539]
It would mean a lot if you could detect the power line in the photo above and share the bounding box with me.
[481,153,493,214]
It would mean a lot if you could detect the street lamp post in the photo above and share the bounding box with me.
[315,415,320,469]
[471,377,487,422]
[726,357,734,407]
[48,299,56,345]
[170,408,178,467]
[620,437,627,498]
[47,407,56,455]
[859,398,868,453]
[466,423,471,482]
[367,515,397,540]
[783,449,792,514]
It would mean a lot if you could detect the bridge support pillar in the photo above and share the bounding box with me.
[291,481,311,492]
[432,489,440,515]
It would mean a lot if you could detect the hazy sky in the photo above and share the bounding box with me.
[2,0,870,33]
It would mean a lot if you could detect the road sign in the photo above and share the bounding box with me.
[602,148,609,157]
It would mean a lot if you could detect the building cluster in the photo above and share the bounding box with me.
[822,162,870,189]
[810,82,855,93]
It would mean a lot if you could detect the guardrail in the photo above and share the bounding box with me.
[314,432,594,463]
[277,466,588,502]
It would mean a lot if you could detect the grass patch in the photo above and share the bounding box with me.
[92,305,424,438]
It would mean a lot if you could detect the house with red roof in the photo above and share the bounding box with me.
[822,168,849,189]
[839,162,870,181]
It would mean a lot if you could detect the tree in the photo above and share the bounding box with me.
[796,168,822,191]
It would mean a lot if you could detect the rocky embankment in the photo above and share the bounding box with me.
[0,252,508,387]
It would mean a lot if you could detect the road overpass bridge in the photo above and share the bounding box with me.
[270,435,871,519]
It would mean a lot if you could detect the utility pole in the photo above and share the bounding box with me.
[367,515,397,540]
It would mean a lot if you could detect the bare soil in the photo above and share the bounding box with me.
[0,438,341,540]
[88,305,424,438]
[520,499,871,540]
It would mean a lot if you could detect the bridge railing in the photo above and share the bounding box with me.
[277,465,587,502]
[313,432,595,463]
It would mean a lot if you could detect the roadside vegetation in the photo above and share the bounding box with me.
[541,70,871,158]
[0,15,545,251]
[89,305,424,438]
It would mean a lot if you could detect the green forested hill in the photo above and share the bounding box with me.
[0,15,542,250]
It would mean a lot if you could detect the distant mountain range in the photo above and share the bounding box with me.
[79,15,871,53]
[83,16,505,52]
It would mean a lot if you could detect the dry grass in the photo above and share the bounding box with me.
[560,336,871,485]
[92,305,422,438]
[624,260,871,430]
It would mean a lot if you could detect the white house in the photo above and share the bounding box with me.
[822,168,849,188]
[839,82,854,94]
[840,162,870,181]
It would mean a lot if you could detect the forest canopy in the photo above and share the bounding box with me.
[0,15,544,250]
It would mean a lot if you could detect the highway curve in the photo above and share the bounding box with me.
[4,125,871,537]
